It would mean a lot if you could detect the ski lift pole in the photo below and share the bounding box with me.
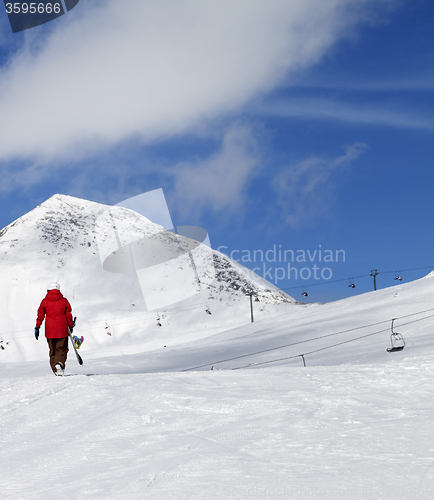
[247,292,254,323]
[370,269,379,291]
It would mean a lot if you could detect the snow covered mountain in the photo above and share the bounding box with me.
[0,194,293,362]
[1,195,433,500]
[1,238,433,499]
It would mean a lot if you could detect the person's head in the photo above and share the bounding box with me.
[47,282,60,291]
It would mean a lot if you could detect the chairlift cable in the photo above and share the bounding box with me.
[232,328,392,370]
[280,265,434,291]
[182,319,391,371]
[182,308,434,372]
[232,313,434,370]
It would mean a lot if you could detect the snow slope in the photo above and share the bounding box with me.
[0,195,433,499]
[0,278,433,500]
[1,357,433,500]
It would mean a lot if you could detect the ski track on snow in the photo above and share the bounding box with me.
[1,360,433,500]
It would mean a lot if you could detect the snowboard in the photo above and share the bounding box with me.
[68,317,83,365]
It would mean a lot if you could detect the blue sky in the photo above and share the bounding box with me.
[0,0,433,302]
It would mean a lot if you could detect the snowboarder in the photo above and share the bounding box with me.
[34,282,74,376]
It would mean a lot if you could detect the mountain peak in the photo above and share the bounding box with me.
[37,193,104,211]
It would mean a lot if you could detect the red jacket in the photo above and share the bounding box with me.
[36,290,74,339]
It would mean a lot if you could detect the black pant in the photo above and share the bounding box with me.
[46,337,69,374]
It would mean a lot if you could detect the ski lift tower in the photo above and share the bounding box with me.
[246,291,255,323]
[370,269,380,291]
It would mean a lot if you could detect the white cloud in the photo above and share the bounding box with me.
[170,124,260,218]
[273,142,368,227]
[0,0,396,163]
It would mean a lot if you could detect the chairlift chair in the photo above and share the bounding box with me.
[394,271,402,281]
[387,318,405,352]
[104,320,112,336]
[301,287,308,297]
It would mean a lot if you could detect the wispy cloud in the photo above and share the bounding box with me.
[280,75,434,92]
[273,142,368,227]
[0,0,397,164]
[253,97,434,131]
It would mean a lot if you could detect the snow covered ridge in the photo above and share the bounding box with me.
[0,194,292,363]
[424,270,434,278]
